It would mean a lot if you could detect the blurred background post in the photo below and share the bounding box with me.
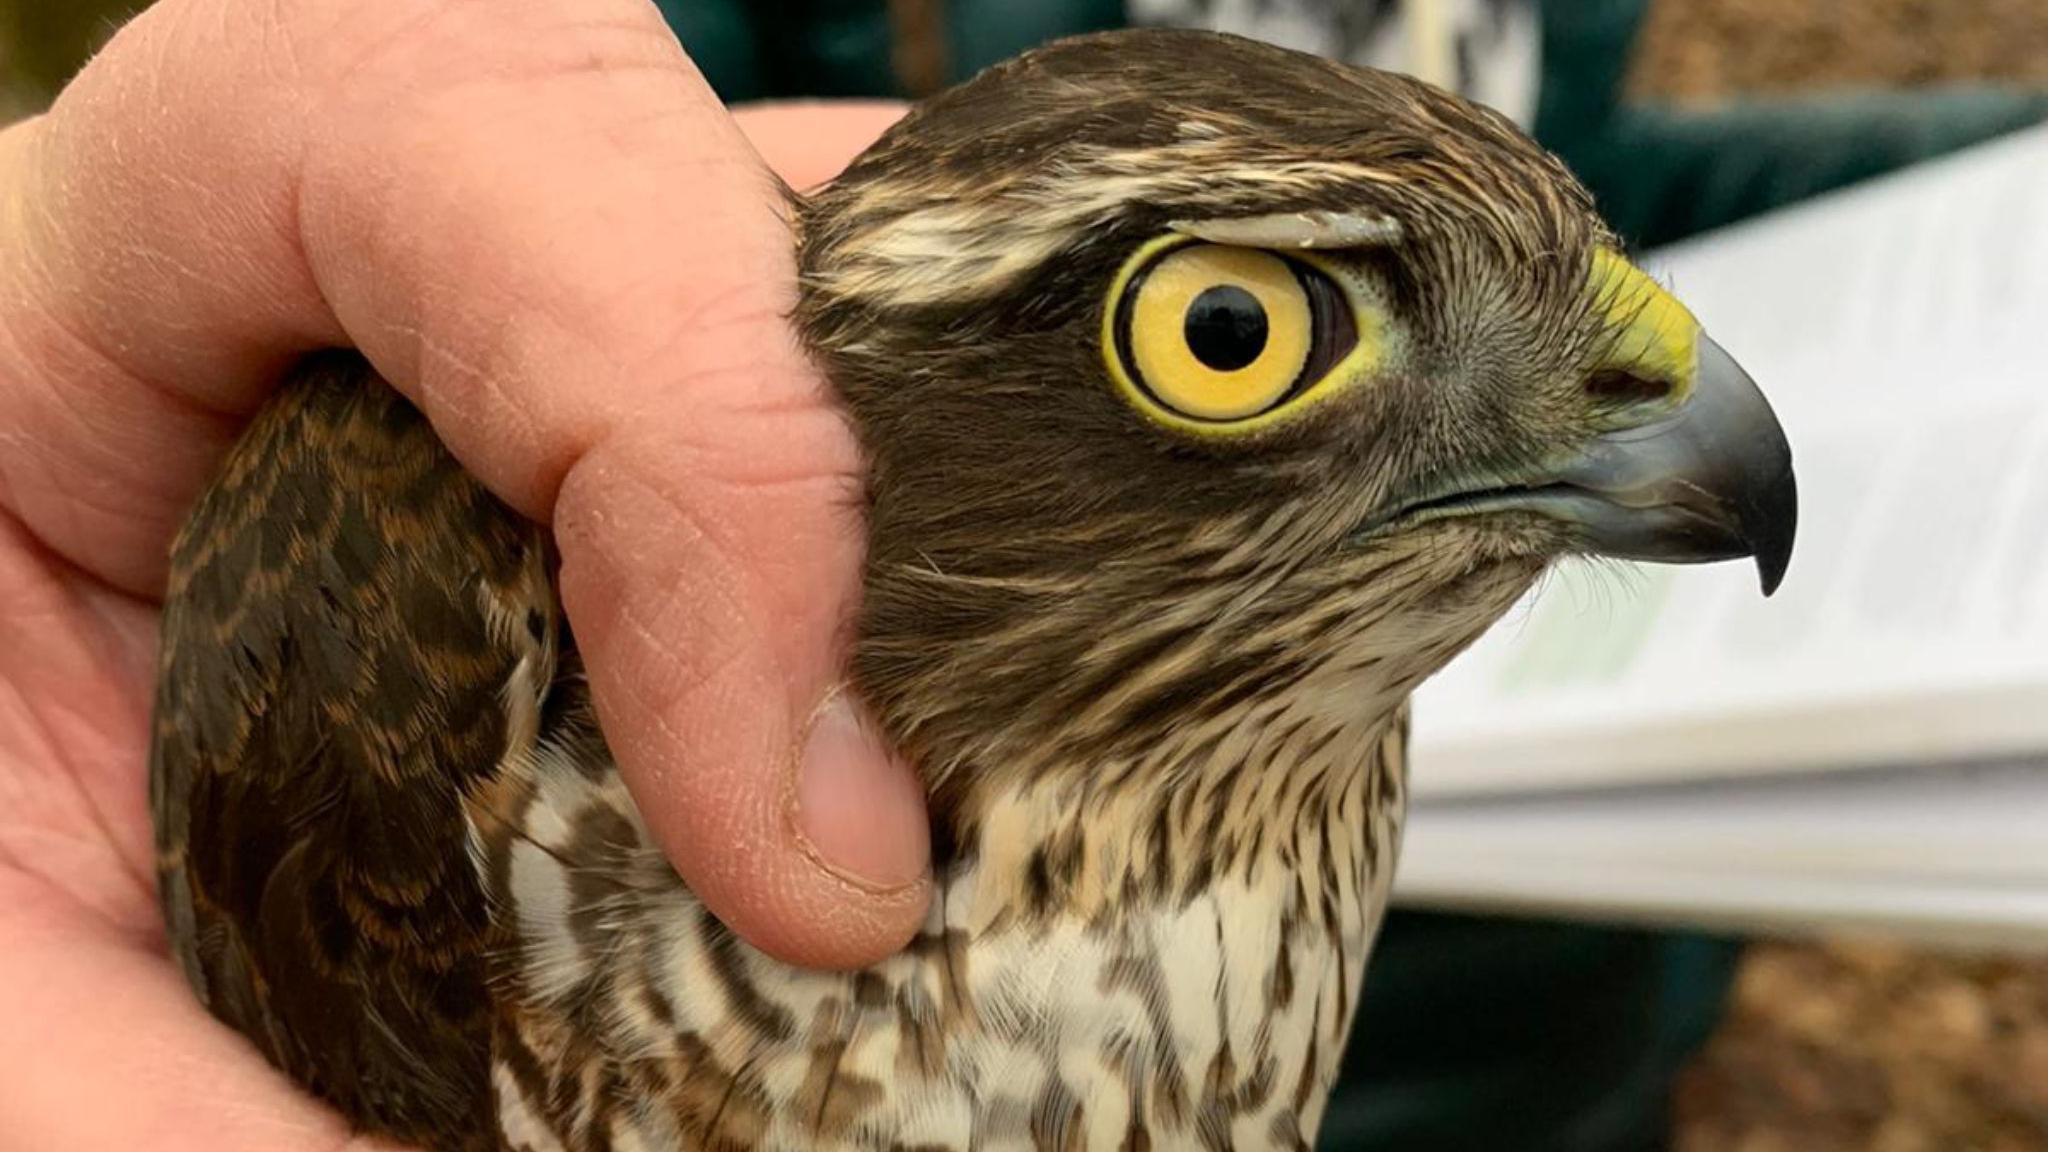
[5,2,2045,1150]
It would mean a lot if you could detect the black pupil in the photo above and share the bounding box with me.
[1183,285,1269,372]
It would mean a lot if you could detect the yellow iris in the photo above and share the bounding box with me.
[1123,246,1312,422]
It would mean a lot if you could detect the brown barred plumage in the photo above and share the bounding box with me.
[151,29,1794,1152]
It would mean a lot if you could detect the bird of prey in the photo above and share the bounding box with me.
[149,28,1796,1152]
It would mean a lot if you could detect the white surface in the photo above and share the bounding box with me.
[1394,761,2048,945]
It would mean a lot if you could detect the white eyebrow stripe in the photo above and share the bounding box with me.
[818,146,1407,308]
[1169,211,1405,250]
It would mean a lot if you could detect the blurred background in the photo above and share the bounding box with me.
[5,1,2048,1150]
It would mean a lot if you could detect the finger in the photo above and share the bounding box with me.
[0,0,928,967]
[732,101,907,191]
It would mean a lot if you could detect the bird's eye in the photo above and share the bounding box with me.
[1108,242,1361,431]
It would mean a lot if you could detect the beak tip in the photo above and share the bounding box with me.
[1692,334,1797,599]
[1757,554,1789,597]
[1747,463,1797,597]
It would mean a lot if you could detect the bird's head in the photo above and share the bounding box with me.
[796,30,1795,826]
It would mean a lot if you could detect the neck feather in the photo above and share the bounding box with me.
[942,698,1412,937]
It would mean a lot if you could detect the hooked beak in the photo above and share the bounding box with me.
[1532,335,1797,593]
[1386,334,1798,595]
[1545,334,1796,594]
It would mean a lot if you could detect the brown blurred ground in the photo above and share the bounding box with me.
[4,1,2048,1150]
[1676,941,2048,1152]
[1631,0,2048,105]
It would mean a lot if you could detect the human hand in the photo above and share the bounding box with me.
[0,0,922,1145]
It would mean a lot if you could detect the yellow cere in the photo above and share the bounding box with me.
[1102,236,1381,437]
[1590,248,1701,402]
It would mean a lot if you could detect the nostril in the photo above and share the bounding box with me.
[1586,369,1674,406]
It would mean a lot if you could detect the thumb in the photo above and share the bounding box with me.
[525,95,934,966]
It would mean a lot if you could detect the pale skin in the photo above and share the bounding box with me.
[0,0,933,1145]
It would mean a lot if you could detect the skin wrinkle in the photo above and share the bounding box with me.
[639,281,808,374]
[405,321,561,501]
[0,811,149,939]
[8,153,235,440]
[297,140,797,526]
[679,368,850,426]
[530,63,736,148]
[63,47,330,385]
[259,0,308,88]
[296,11,753,473]
[19,404,189,542]
[655,418,855,613]
[601,304,818,430]
[6,173,308,580]
[342,279,558,499]
[294,0,465,99]
[14,673,155,905]
[0,534,157,927]
[680,453,859,512]
[0,315,240,593]
[0,840,98,939]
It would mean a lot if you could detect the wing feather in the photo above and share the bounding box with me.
[151,352,553,1150]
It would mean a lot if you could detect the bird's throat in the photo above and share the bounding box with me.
[931,701,1411,941]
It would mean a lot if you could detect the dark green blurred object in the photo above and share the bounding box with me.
[650,0,1124,101]
[648,2,2044,1150]
[1320,916,1742,1152]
